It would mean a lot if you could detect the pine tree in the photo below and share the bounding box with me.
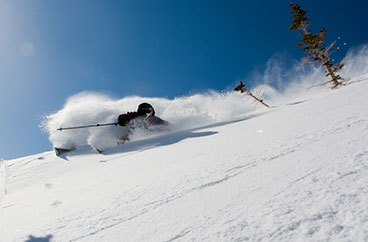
[234,81,270,108]
[289,2,344,89]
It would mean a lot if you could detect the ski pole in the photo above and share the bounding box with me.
[57,122,118,131]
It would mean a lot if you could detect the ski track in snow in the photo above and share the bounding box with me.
[82,84,365,241]
[13,137,368,239]
[3,78,368,242]
[36,117,368,241]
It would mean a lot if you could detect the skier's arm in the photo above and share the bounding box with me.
[118,112,138,126]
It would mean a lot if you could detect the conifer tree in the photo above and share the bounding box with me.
[289,2,344,89]
[234,81,270,108]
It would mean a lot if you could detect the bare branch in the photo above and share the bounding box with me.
[235,81,270,108]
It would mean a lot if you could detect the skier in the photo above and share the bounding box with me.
[54,103,168,155]
[117,103,168,127]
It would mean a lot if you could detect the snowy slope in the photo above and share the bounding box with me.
[1,77,368,242]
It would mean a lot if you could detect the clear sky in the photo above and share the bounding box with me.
[1,0,367,160]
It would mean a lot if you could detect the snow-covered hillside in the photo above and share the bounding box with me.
[2,45,368,242]
[1,74,368,241]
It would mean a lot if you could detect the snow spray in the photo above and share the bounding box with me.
[41,44,368,151]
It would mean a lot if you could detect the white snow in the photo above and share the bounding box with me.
[2,46,368,242]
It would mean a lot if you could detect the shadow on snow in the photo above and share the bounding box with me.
[25,235,53,242]
[103,113,264,156]
[61,112,267,158]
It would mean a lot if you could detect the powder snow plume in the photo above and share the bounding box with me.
[41,91,259,151]
[42,44,368,151]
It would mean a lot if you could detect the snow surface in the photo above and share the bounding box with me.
[2,46,368,241]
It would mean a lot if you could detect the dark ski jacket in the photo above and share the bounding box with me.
[118,112,168,127]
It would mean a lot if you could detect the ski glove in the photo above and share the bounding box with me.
[118,112,138,126]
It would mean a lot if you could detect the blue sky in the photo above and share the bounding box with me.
[1,0,367,159]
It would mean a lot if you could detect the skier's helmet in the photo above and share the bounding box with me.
[137,103,155,117]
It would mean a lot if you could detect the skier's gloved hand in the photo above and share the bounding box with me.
[118,112,138,126]
[118,114,131,126]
